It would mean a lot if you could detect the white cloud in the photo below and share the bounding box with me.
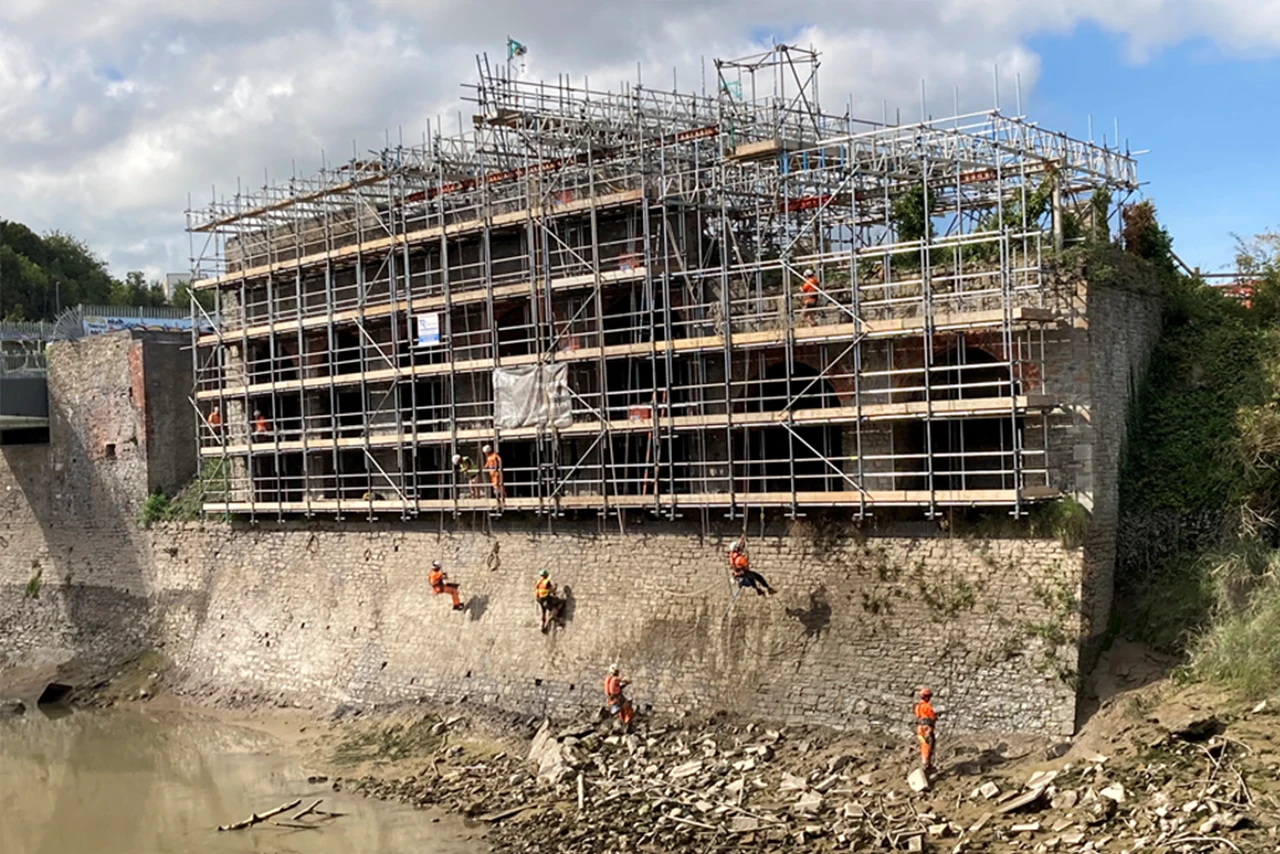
[0,0,1275,279]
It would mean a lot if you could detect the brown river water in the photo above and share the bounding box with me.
[0,707,483,854]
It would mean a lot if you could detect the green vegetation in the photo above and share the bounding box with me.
[947,495,1089,549]
[25,565,42,600]
[1117,218,1280,697]
[890,184,936,243]
[1189,561,1280,698]
[1029,497,1089,549]
[0,219,203,321]
[333,716,445,766]
[138,460,231,526]
[138,492,174,526]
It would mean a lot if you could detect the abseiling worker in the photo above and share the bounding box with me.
[428,560,465,612]
[534,569,565,632]
[914,687,938,774]
[728,536,777,596]
[604,664,634,730]
[482,443,506,509]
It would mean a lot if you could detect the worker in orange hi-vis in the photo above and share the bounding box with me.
[728,536,777,596]
[914,687,939,774]
[252,409,270,438]
[482,443,506,510]
[534,569,565,633]
[799,268,820,326]
[428,560,464,611]
[206,406,223,441]
[604,664,634,730]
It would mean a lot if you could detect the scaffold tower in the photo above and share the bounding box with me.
[186,44,1139,521]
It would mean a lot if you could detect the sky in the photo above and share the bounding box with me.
[0,0,1277,280]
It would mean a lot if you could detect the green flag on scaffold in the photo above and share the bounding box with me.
[507,38,527,61]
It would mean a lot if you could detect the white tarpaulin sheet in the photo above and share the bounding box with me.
[493,363,572,429]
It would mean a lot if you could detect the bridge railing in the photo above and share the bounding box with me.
[0,349,47,377]
[0,321,54,342]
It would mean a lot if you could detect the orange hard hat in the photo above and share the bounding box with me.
[919,687,933,699]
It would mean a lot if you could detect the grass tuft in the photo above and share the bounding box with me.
[1189,572,1280,698]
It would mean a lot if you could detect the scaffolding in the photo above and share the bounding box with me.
[186,44,1139,521]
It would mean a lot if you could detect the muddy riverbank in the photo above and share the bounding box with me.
[7,644,1280,853]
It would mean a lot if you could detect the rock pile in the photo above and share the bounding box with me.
[341,703,1279,853]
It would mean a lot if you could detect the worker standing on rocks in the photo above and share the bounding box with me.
[604,664,634,730]
[428,560,465,611]
[534,569,565,633]
[728,536,777,596]
[914,687,938,774]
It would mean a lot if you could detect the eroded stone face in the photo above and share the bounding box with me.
[0,279,1167,739]
[0,512,1086,735]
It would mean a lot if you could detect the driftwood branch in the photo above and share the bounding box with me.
[292,799,324,821]
[217,799,302,831]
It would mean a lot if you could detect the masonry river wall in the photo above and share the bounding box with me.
[0,511,1081,733]
[0,261,1163,735]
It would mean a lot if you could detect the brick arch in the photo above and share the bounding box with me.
[746,348,856,405]
[886,333,1041,398]
[955,331,1041,394]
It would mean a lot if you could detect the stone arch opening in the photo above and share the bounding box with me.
[896,343,1020,491]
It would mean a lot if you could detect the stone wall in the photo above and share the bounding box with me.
[0,332,197,672]
[1,513,1082,734]
[139,336,197,496]
[28,331,196,524]
[1038,255,1164,656]
[1077,277,1163,653]
[0,266,1167,736]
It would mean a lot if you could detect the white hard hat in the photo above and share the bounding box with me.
[451,454,461,464]
[483,444,493,453]
[803,268,814,277]
[609,663,619,674]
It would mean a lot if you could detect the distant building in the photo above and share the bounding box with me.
[163,273,190,302]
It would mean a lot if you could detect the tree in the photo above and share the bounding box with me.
[109,271,168,309]
[891,184,935,243]
[1235,231,1280,324]
[0,220,157,321]
[171,280,216,314]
